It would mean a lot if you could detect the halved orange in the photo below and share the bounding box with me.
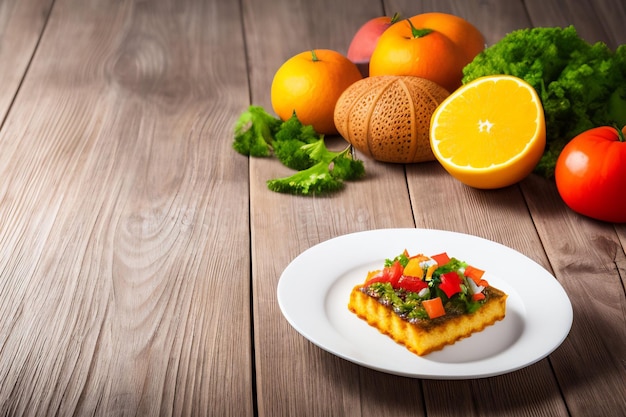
[430,75,546,189]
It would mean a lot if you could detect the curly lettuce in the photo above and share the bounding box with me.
[462,26,626,177]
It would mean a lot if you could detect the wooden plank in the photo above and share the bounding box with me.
[517,1,626,415]
[0,0,253,416]
[522,176,626,417]
[0,0,53,118]
[242,0,432,415]
[524,0,626,48]
[386,0,531,45]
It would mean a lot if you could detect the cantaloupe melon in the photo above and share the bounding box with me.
[334,75,449,163]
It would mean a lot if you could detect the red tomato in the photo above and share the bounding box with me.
[555,126,626,223]
[396,275,428,293]
[438,272,462,298]
[382,261,403,287]
[364,275,389,286]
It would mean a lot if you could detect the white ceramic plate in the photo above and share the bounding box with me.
[277,228,573,379]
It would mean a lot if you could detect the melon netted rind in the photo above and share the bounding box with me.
[334,75,450,163]
[333,76,393,158]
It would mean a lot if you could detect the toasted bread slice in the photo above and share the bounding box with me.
[348,285,507,356]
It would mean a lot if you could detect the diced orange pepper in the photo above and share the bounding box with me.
[464,265,485,284]
[406,254,437,280]
[403,258,424,278]
[431,252,450,266]
[423,297,446,319]
[472,292,486,301]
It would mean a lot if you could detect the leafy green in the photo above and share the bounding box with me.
[273,139,315,171]
[232,106,365,195]
[273,112,322,170]
[266,162,344,195]
[232,106,281,157]
[385,253,410,268]
[462,26,626,177]
[433,257,467,276]
[373,282,404,304]
[266,139,365,196]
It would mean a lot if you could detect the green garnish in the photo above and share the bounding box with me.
[232,106,365,195]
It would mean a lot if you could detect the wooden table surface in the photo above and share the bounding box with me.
[0,0,625,416]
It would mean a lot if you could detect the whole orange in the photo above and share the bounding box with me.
[409,12,485,66]
[271,49,362,135]
[369,18,464,92]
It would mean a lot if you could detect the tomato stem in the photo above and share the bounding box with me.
[390,12,401,24]
[311,50,319,62]
[406,18,433,38]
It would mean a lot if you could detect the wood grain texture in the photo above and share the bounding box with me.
[519,2,626,415]
[524,0,626,48]
[0,0,53,120]
[247,0,625,416]
[0,0,253,416]
[386,0,532,45]
[242,0,426,414]
[522,176,626,417]
[0,0,624,416]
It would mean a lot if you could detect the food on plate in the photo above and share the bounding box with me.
[347,13,401,77]
[462,25,626,177]
[430,75,546,189]
[232,106,365,196]
[555,125,626,223]
[334,75,449,163]
[348,250,507,356]
[271,49,362,135]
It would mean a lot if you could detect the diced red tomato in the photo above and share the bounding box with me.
[364,275,389,286]
[396,275,428,293]
[382,261,403,287]
[439,271,462,297]
[423,297,446,319]
[431,252,450,266]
